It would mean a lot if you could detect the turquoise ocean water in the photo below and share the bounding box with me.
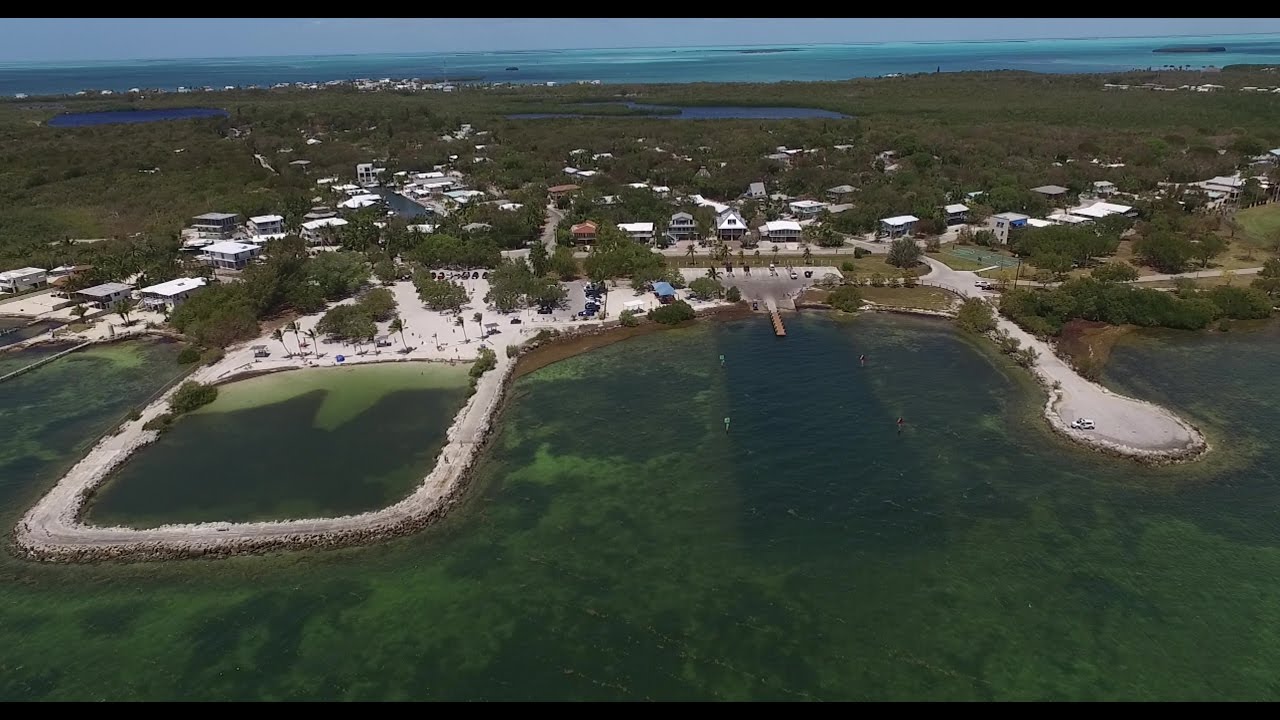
[3,33,1280,96]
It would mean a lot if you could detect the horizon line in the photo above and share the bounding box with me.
[1,29,1277,66]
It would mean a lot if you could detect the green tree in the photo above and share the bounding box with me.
[527,276,567,308]
[455,314,468,341]
[550,246,579,280]
[389,317,408,350]
[271,328,290,356]
[956,297,996,333]
[706,266,721,281]
[373,258,398,284]
[473,311,484,339]
[725,285,742,302]
[827,284,863,312]
[305,329,319,357]
[529,241,549,277]
[801,244,814,265]
[1191,233,1228,268]
[113,299,132,326]
[169,381,218,415]
[285,320,302,353]
[360,287,398,321]
[308,251,369,300]
[413,272,468,312]
[688,276,723,300]
[71,304,87,321]
[619,309,640,326]
[887,237,922,268]
[1091,261,1139,283]
[647,300,696,325]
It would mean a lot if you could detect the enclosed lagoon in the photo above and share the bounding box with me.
[86,362,471,528]
[5,315,1280,699]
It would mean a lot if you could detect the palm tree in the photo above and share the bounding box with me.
[305,329,319,357]
[389,317,407,350]
[737,249,746,267]
[456,314,468,341]
[802,244,813,265]
[71,305,87,322]
[473,311,483,339]
[285,321,302,353]
[771,245,780,262]
[706,266,722,281]
[271,328,290,357]
[112,300,131,326]
[685,243,697,265]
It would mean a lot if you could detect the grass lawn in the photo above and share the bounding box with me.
[1237,203,1280,249]
[859,285,958,311]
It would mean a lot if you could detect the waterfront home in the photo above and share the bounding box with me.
[759,220,802,242]
[571,221,599,243]
[356,162,385,187]
[1092,180,1118,196]
[943,203,970,225]
[653,281,677,304]
[189,212,239,241]
[668,212,697,240]
[203,241,262,270]
[139,277,208,311]
[826,185,857,203]
[789,200,827,220]
[744,182,767,199]
[247,214,284,237]
[716,209,748,242]
[75,282,134,309]
[301,217,349,245]
[618,222,655,243]
[444,189,486,205]
[987,212,1029,244]
[0,267,47,294]
[338,193,383,211]
[1047,212,1091,225]
[498,202,524,212]
[878,214,920,238]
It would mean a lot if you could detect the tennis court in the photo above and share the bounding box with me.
[943,246,1021,268]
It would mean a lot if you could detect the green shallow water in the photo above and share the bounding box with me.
[2,315,1280,700]
[87,363,472,527]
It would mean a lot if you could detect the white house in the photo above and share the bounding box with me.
[789,199,827,220]
[1070,201,1136,220]
[139,277,208,311]
[75,282,134,309]
[0,267,47,294]
[1092,180,1118,196]
[759,220,802,241]
[651,185,671,197]
[203,241,262,270]
[189,212,239,241]
[716,209,748,241]
[301,217,349,245]
[879,214,920,238]
[498,202,524,212]
[356,163,385,187]
[943,204,969,225]
[744,182,767,199]
[826,185,857,203]
[987,212,1029,244]
[616,222,655,243]
[668,212,697,239]
[247,214,284,236]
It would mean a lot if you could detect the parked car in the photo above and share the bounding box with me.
[509,318,522,324]
[789,271,799,280]
[1070,418,1096,430]
[577,310,596,318]
[536,306,554,315]
[804,270,813,278]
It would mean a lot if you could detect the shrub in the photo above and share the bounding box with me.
[505,344,521,358]
[841,260,857,272]
[142,413,174,433]
[176,345,201,365]
[853,247,871,258]
[127,407,142,422]
[619,309,640,326]
[169,381,218,415]
[725,285,742,302]
[647,300,696,325]
[828,284,863,312]
[470,346,498,379]
[870,272,886,287]
[956,298,996,334]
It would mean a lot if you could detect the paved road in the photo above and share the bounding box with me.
[253,153,277,174]
[542,204,564,253]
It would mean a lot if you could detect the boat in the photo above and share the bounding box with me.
[505,66,519,71]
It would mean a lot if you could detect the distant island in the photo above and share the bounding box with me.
[1153,46,1227,54]
[737,48,801,55]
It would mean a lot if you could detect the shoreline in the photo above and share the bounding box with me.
[9,303,745,563]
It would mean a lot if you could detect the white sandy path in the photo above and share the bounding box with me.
[921,257,1206,459]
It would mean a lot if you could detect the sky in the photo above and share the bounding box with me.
[3,18,1280,63]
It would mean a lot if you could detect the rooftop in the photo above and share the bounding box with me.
[547,184,580,193]
[790,200,826,209]
[0,266,45,280]
[828,184,857,193]
[653,281,676,297]
[192,212,238,222]
[618,222,655,233]
[993,212,1030,222]
[249,214,283,224]
[1031,185,1070,196]
[763,220,803,233]
[881,214,920,226]
[204,241,259,254]
[943,203,969,214]
[77,282,133,297]
[301,217,349,230]
[140,277,208,297]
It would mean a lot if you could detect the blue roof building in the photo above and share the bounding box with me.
[653,281,676,302]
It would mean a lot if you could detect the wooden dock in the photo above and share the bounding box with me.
[769,308,786,337]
